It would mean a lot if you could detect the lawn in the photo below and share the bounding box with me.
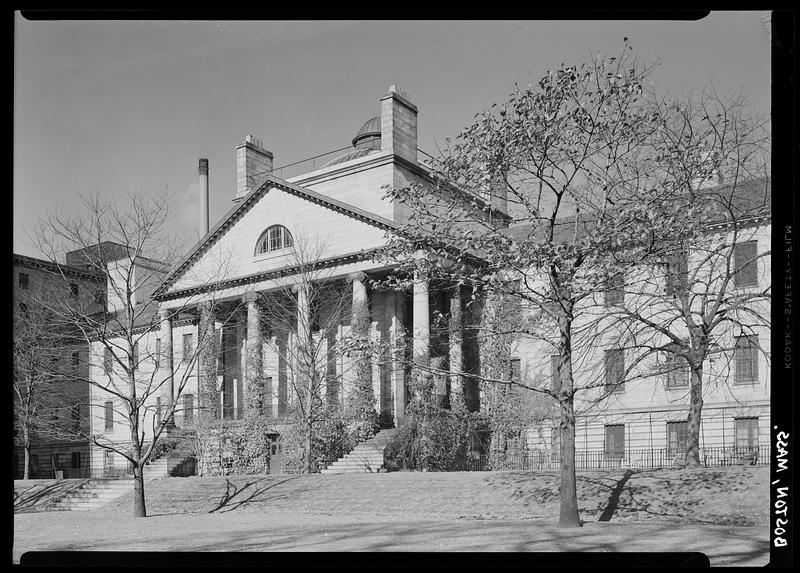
[14,466,770,566]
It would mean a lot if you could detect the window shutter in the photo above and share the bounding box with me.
[734,241,758,287]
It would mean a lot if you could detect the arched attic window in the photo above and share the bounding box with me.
[255,225,294,255]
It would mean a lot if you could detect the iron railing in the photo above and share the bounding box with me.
[468,445,770,471]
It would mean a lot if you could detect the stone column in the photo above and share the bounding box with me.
[412,258,430,367]
[244,291,263,417]
[158,306,175,427]
[390,294,406,426]
[198,301,218,420]
[448,285,465,411]
[348,272,376,429]
[293,282,312,409]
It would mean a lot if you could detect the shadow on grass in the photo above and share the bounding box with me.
[208,477,303,514]
[14,480,91,512]
[50,516,768,566]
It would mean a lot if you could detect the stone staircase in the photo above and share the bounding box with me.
[143,454,197,479]
[320,429,396,474]
[48,479,135,511]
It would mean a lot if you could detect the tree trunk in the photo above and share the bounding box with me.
[23,443,30,480]
[304,417,313,474]
[685,364,704,468]
[132,463,147,518]
[557,317,581,527]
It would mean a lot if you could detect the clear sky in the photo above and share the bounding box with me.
[14,13,771,259]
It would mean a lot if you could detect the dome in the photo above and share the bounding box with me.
[352,116,382,149]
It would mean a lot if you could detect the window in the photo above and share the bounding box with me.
[510,358,521,383]
[155,338,161,369]
[604,272,624,305]
[94,288,105,305]
[182,334,193,362]
[71,452,81,469]
[604,349,625,393]
[255,225,294,255]
[734,418,759,453]
[734,335,758,384]
[665,354,690,388]
[104,348,113,375]
[665,251,689,296]
[132,342,139,370]
[604,424,625,458]
[71,403,81,432]
[72,351,80,367]
[19,272,29,291]
[183,394,194,425]
[104,401,114,431]
[19,302,28,318]
[734,241,758,288]
[667,421,688,457]
[31,454,39,472]
[70,283,79,298]
[550,354,560,392]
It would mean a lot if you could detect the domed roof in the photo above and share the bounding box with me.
[352,116,381,147]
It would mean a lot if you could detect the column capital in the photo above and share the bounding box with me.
[243,290,259,304]
[158,304,173,321]
[347,271,367,284]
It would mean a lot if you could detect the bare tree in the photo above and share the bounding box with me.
[31,192,236,517]
[257,235,370,474]
[591,91,771,468]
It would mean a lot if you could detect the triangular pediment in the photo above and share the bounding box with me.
[159,176,399,298]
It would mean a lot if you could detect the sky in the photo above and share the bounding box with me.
[14,13,772,259]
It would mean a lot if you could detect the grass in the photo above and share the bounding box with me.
[14,466,770,565]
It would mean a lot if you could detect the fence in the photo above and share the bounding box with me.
[469,445,770,471]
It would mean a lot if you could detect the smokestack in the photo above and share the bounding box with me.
[199,158,209,237]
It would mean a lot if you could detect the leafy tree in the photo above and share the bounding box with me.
[383,42,670,526]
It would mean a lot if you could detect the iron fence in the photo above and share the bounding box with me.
[468,445,770,471]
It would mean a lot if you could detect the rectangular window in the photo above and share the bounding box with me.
[70,283,79,298]
[264,376,274,416]
[183,394,194,425]
[104,348,113,375]
[734,417,759,452]
[604,349,625,393]
[182,334,193,362]
[604,272,624,305]
[667,421,688,457]
[510,358,521,382]
[550,355,560,392]
[71,452,81,469]
[734,241,758,288]
[19,272,29,291]
[665,251,689,296]
[71,403,80,433]
[604,424,625,458]
[72,351,80,367]
[132,342,139,370]
[155,338,161,369]
[665,354,690,388]
[104,401,114,431]
[734,335,758,384]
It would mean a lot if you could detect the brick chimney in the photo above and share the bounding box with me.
[380,85,418,164]
[236,135,273,199]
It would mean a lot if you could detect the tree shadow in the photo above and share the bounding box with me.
[207,476,304,514]
[14,480,91,512]
[597,469,633,522]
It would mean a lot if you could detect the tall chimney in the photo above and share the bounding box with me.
[199,158,209,237]
[236,135,273,199]
[380,85,418,164]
